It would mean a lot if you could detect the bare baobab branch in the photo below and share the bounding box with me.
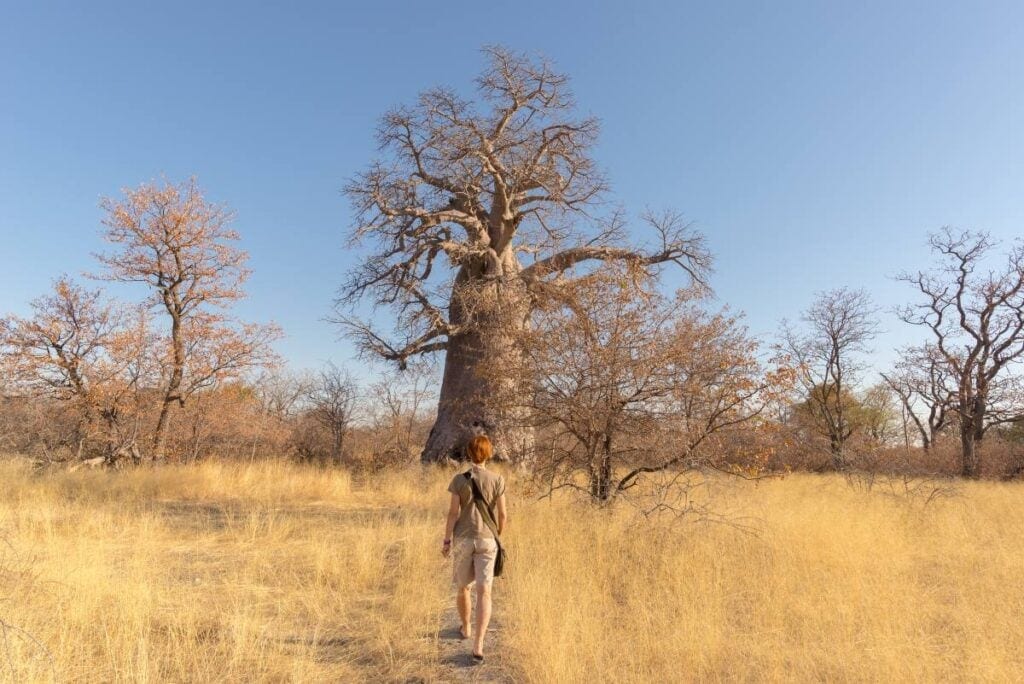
[520,211,711,289]
[337,46,710,463]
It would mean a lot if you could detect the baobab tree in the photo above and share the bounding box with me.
[336,46,710,464]
[95,178,281,461]
[897,228,1024,477]
[777,288,879,469]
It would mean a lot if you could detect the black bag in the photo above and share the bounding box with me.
[464,470,506,578]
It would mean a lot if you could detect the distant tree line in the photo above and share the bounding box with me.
[1,179,1021,486]
[2,48,1023,494]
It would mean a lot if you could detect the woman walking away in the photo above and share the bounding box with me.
[442,435,507,663]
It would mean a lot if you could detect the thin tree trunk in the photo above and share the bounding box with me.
[959,396,985,478]
[332,429,344,465]
[973,395,986,443]
[591,435,613,501]
[960,425,979,478]
[829,434,845,470]
[153,305,185,461]
[152,399,174,461]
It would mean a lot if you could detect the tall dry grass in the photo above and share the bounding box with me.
[1,457,1022,682]
[0,458,449,682]
[506,475,1024,681]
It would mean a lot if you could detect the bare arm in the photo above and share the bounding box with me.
[495,493,507,536]
[442,492,461,556]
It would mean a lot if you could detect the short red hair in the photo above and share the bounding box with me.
[466,435,493,464]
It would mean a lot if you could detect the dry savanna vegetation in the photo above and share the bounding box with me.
[3,45,1024,683]
[2,458,1023,682]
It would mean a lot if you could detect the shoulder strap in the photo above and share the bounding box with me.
[463,470,501,541]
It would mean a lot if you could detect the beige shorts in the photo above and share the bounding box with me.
[452,537,498,588]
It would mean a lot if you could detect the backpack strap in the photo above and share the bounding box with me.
[463,470,502,543]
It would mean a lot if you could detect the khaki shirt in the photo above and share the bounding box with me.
[448,464,506,540]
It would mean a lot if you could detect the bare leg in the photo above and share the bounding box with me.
[473,583,492,656]
[457,584,473,638]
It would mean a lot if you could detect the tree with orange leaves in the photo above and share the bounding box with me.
[0,276,152,460]
[1,277,119,404]
[94,178,282,460]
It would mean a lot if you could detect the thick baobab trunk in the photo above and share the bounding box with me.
[421,329,531,463]
[420,256,534,465]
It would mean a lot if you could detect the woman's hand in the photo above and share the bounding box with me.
[443,492,460,558]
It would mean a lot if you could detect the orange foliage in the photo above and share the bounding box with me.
[95,178,282,459]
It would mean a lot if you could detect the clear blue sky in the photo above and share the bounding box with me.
[2,1,1023,381]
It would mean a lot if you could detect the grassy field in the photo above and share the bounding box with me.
[1,457,1022,682]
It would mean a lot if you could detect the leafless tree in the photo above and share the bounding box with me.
[777,288,879,469]
[335,46,711,464]
[247,369,314,460]
[253,369,314,420]
[881,344,953,451]
[896,228,1024,477]
[306,364,359,463]
[367,363,437,464]
[494,272,779,502]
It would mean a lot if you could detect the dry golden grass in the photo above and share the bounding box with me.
[1,457,1022,682]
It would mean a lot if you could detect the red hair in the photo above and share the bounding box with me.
[466,435,493,464]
